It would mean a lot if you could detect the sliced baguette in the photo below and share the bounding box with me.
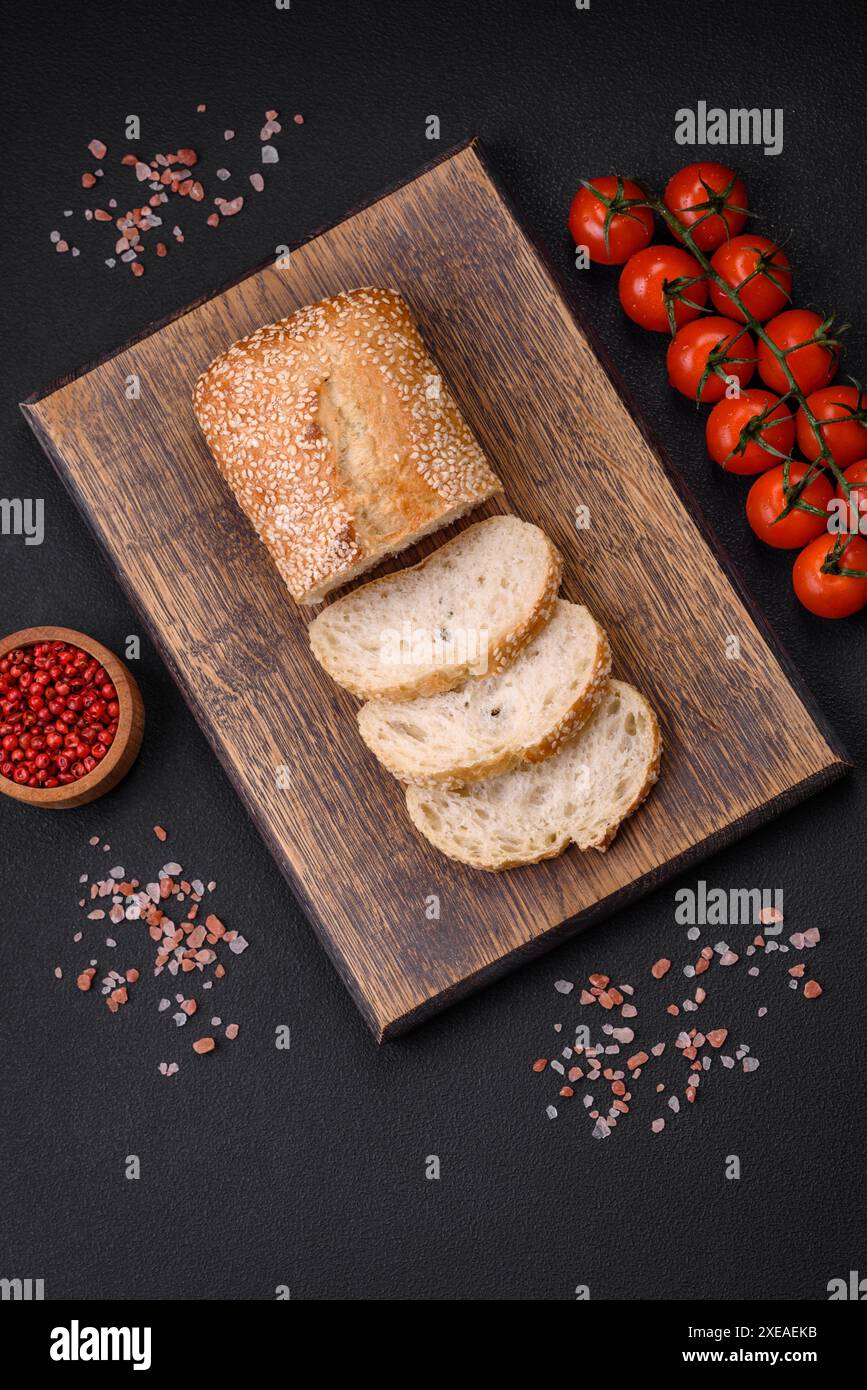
[308,515,562,701]
[406,680,661,870]
[358,601,611,788]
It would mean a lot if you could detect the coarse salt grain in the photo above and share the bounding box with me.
[532,927,822,1143]
[759,905,784,925]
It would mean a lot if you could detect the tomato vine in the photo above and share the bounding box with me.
[595,173,867,586]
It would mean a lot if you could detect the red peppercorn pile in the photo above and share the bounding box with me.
[0,642,120,789]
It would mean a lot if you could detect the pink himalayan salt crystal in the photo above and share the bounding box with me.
[759,905,784,925]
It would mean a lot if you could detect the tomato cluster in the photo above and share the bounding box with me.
[568,163,867,618]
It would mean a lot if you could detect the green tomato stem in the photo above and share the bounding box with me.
[644,193,851,508]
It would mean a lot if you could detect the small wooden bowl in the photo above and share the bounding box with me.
[0,626,144,810]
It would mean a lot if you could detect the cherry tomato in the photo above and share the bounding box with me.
[795,385,867,467]
[793,534,867,617]
[757,309,839,394]
[618,245,707,332]
[705,389,794,475]
[568,176,653,266]
[667,316,756,403]
[664,162,749,252]
[834,460,867,530]
[709,235,792,322]
[745,462,834,549]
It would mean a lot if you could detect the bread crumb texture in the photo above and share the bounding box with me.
[405,681,661,870]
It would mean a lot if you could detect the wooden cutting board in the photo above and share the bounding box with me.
[22,138,847,1041]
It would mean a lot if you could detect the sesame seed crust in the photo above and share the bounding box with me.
[192,287,502,603]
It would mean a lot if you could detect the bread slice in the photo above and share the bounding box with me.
[406,680,661,870]
[308,515,562,701]
[193,288,503,605]
[357,601,611,788]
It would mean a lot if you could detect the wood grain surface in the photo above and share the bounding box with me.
[22,139,848,1041]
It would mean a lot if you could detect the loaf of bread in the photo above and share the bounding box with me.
[406,681,661,870]
[192,287,503,604]
[357,601,611,788]
[308,515,562,702]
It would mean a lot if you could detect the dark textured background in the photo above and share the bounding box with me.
[1,0,865,1301]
